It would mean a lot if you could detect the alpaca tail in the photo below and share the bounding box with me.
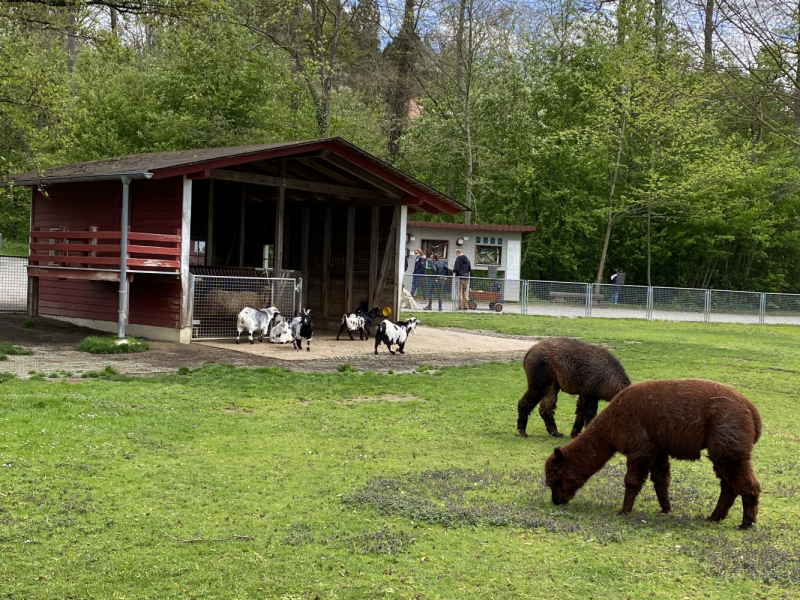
[750,405,763,444]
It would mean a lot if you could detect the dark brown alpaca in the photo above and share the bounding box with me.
[517,337,630,438]
[544,379,762,529]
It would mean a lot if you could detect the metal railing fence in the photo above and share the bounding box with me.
[192,275,298,339]
[399,273,800,326]
[0,255,28,312]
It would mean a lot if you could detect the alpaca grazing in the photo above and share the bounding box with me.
[544,379,762,529]
[337,306,382,341]
[517,337,631,438]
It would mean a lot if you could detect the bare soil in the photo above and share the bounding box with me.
[0,313,537,378]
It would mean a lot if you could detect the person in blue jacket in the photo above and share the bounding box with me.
[410,249,427,301]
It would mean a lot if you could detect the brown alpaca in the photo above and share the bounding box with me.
[544,379,762,529]
[517,337,630,438]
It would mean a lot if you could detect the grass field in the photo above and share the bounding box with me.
[2,315,800,599]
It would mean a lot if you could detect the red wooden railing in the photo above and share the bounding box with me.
[29,227,181,273]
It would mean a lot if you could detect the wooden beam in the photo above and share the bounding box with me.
[373,207,398,308]
[345,207,355,312]
[296,157,361,187]
[322,208,332,317]
[369,206,379,306]
[320,154,404,199]
[207,179,214,265]
[239,183,246,267]
[301,207,309,310]
[274,160,286,274]
[210,169,384,200]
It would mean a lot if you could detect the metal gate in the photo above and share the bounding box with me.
[191,275,299,340]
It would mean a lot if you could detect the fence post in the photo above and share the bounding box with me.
[704,289,711,323]
[646,286,653,321]
[295,278,302,317]
[759,292,766,325]
[586,283,593,318]
[522,280,528,315]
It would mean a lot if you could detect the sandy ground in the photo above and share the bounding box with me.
[0,313,535,378]
[198,326,533,361]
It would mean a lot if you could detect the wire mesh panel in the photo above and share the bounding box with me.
[708,289,761,324]
[763,293,800,325]
[525,280,591,318]
[402,273,456,312]
[0,256,28,312]
[650,287,707,322]
[192,276,296,340]
[591,283,649,320]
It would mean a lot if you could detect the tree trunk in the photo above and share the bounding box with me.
[67,9,77,74]
[704,0,714,65]
[595,111,627,284]
[387,0,417,161]
[647,200,652,287]
[654,0,664,65]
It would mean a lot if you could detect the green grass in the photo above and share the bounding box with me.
[0,238,28,256]
[77,335,150,354]
[0,340,34,361]
[1,316,800,598]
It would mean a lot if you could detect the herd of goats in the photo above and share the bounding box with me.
[234,305,762,530]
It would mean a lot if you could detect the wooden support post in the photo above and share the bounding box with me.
[369,206,379,306]
[239,183,246,267]
[207,179,214,265]
[344,207,355,312]
[394,205,407,319]
[27,276,38,317]
[322,208,332,317]
[301,207,309,310]
[274,160,286,274]
[374,207,399,309]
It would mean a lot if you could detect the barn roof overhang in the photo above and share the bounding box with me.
[1,138,466,216]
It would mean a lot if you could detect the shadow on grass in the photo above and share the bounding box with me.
[345,465,800,585]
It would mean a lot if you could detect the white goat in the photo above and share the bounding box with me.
[269,318,293,344]
[236,306,280,344]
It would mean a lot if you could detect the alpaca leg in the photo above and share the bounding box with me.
[517,386,546,438]
[398,341,405,354]
[571,396,585,439]
[650,452,672,514]
[538,386,563,438]
[707,477,737,523]
[618,457,652,515]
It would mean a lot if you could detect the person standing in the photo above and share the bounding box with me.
[410,249,427,301]
[425,254,446,311]
[610,268,620,305]
[453,249,471,310]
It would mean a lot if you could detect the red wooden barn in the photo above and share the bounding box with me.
[1,138,466,342]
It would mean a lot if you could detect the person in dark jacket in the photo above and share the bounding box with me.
[410,249,427,301]
[453,249,471,310]
[425,254,446,311]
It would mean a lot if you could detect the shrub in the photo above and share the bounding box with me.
[77,336,149,354]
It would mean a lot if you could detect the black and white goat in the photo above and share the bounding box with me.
[374,317,419,355]
[336,305,382,341]
[236,306,280,344]
[290,309,313,351]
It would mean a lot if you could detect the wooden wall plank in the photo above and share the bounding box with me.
[344,206,355,312]
[322,208,332,317]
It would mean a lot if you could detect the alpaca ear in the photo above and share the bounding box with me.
[553,447,564,462]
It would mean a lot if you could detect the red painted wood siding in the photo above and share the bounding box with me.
[130,177,183,234]
[129,280,181,328]
[32,181,121,230]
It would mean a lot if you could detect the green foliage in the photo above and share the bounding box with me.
[0,341,34,362]
[77,336,149,354]
[80,365,121,378]
[20,319,35,329]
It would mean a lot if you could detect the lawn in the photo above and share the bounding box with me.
[1,315,799,599]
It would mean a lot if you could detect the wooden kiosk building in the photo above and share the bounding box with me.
[2,138,466,342]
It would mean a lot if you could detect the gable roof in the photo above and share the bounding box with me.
[0,138,467,215]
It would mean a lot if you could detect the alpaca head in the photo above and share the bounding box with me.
[544,447,582,505]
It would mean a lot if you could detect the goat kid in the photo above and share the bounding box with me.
[290,309,313,351]
[337,306,382,341]
[269,318,293,344]
[374,317,418,355]
[236,306,280,344]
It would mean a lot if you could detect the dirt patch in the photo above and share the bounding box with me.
[0,314,536,378]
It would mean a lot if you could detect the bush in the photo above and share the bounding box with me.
[77,336,149,354]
